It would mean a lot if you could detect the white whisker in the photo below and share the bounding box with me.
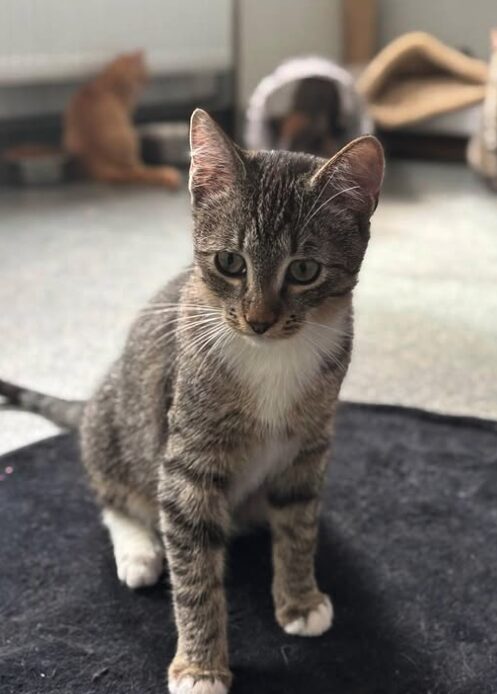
[145,302,222,310]
[301,186,360,231]
[184,324,226,355]
[149,314,220,333]
[302,333,347,373]
[300,177,332,229]
[196,326,230,374]
[141,306,222,317]
[304,320,353,337]
[152,317,221,346]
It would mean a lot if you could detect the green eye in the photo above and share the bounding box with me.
[215,251,246,277]
[286,259,321,285]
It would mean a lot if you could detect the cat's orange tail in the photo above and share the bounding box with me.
[86,162,182,189]
[139,165,182,189]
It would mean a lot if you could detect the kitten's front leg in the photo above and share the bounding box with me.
[159,446,232,694]
[268,439,333,637]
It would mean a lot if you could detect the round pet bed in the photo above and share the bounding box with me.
[245,56,373,151]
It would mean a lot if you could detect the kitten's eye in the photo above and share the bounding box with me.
[215,251,246,277]
[286,259,321,285]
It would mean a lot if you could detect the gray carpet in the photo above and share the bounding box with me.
[1,402,497,694]
[1,161,496,454]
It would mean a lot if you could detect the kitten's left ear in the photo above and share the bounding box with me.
[189,109,245,206]
[311,135,385,217]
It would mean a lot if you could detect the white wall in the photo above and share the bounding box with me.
[236,0,342,107]
[0,0,232,119]
[0,0,232,83]
[378,0,496,60]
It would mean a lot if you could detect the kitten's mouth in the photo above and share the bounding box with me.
[228,322,278,343]
[226,316,300,342]
[237,327,296,344]
[242,332,272,344]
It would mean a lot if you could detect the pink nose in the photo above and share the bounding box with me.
[244,307,277,334]
[247,320,275,334]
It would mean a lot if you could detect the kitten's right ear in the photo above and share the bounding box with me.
[311,135,385,217]
[189,109,244,205]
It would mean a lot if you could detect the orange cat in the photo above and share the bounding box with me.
[64,52,181,188]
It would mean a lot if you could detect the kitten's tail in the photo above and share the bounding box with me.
[0,379,83,430]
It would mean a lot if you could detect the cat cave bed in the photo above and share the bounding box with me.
[244,56,373,152]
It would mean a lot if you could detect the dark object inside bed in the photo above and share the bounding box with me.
[1,402,496,694]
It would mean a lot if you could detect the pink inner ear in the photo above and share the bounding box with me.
[189,111,241,202]
[344,137,384,199]
[312,136,385,214]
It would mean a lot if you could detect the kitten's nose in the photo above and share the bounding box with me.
[248,320,274,335]
[245,303,277,335]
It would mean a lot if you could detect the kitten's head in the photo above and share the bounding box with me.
[189,109,384,341]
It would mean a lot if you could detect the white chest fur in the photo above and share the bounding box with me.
[223,312,347,431]
[228,437,299,507]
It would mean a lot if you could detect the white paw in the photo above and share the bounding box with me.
[116,547,163,589]
[169,675,228,694]
[102,509,164,589]
[284,595,334,637]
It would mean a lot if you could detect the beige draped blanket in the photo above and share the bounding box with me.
[358,32,488,129]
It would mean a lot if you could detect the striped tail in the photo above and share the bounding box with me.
[0,378,84,430]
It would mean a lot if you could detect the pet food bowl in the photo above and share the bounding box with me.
[139,121,190,167]
[3,145,68,185]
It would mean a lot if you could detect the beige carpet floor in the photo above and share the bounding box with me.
[1,160,496,454]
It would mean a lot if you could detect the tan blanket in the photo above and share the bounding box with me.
[358,32,488,129]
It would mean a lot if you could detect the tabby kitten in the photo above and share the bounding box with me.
[467,30,497,191]
[0,110,384,694]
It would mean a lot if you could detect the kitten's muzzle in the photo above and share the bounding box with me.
[243,299,278,335]
[242,297,279,335]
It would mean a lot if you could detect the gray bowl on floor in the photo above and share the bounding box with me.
[139,121,190,167]
[4,147,68,186]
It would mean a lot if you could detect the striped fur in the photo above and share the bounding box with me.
[0,378,83,428]
[1,110,384,694]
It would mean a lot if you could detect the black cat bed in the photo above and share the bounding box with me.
[245,56,372,151]
[2,402,497,694]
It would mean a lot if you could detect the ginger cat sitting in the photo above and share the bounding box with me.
[64,51,181,189]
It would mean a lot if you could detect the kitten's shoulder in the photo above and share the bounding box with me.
[147,267,193,309]
[125,267,193,348]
